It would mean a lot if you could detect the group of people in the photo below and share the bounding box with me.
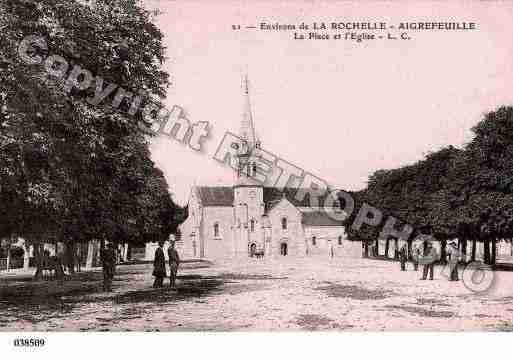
[98,240,181,292]
[398,240,461,281]
[152,240,181,288]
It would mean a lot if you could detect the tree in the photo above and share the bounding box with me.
[1,0,184,285]
[353,106,513,268]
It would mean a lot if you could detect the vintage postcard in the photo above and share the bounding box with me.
[2,0,513,348]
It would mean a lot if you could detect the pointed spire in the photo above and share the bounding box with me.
[240,74,257,148]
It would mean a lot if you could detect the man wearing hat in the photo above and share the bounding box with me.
[152,240,166,288]
[168,240,180,288]
[447,241,460,281]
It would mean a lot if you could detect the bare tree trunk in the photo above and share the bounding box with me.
[393,238,399,259]
[74,243,82,273]
[123,243,129,262]
[461,237,467,262]
[385,238,390,258]
[440,238,447,264]
[100,239,107,291]
[483,238,491,264]
[85,240,95,269]
[491,237,497,266]
[65,241,76,275]
[407,239,412,260]
[471,238,477,262]
[6,246,11,272]
[23,243,30,270]
[6,234,15,271]
[33,239,43,280]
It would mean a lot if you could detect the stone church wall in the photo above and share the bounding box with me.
[202,206,235,259]
[174,212,197,259]
[267,200,306,257]
[304,226,347,257]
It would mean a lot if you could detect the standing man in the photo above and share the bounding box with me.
[153,240,166,288]
[447,242,460,281]
[420,241,437,280]
[399,243,408,271]
[412,243,421,271]
[100,242,116,292]
[168,240,180,288]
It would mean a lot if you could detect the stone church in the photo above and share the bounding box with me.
[147,77,349,260]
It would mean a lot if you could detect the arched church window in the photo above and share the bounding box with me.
[214,223,220,237]
[312,236,317,246]
[338,236,343,245]
[281,217,287,230]
[250,219,255,232]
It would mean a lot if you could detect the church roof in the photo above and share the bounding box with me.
[300,210,346,227]
[195,186,341,209]
[195,187,234,206]
[263,187,340,209]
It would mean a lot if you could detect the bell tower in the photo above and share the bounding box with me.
[235,74,261,185]
[233,75,265,257]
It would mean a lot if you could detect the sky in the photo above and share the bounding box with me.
[142,1,513,205]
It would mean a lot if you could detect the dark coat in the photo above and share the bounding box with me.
[168,247,180,267]
[153,247,166,277]
[100,246,116,276]
[399,246,407,260]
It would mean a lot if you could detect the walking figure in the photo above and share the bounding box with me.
[100,242,116,292]
[153,240,166,288]
[399,243,408,271]
[447,242,460,281]
[420,241,437,280]
[167,240,180,288]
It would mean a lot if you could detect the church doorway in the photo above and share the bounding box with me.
[249,243,257,257]
[280,242,288,256]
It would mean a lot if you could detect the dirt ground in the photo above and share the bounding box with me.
[1,256,513,331]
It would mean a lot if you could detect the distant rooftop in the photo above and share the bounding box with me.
[194,186,341,209]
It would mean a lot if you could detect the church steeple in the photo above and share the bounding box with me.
[233,75,265,258]
[236,75,261,185]
[239,74,259,149]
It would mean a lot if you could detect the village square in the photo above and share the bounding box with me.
[3,0,513,335]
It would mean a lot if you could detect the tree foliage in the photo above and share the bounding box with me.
[353,106,513,265]
[0,0,185,276]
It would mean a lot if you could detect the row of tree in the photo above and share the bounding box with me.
[347,106,513,266]
[0,0,186,279]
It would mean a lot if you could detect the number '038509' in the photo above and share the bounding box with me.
[13,338,46,347]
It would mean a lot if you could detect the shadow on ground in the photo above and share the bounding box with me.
[385,304,456,318]
[295,314,355,331]
[0,268,287,326]
[316,281,397,300]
